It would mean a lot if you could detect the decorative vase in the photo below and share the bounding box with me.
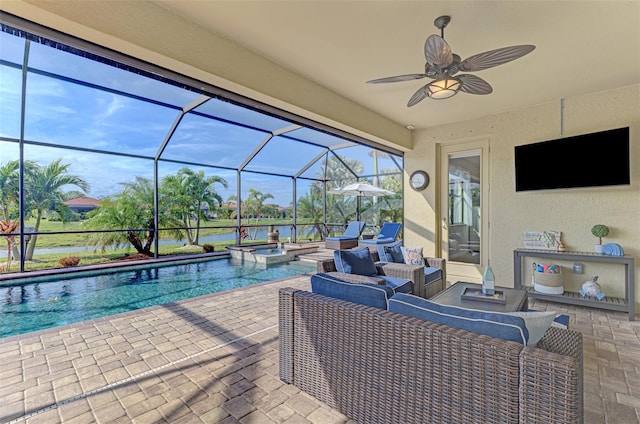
[594,244,604,254]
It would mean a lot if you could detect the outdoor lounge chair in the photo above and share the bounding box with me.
[324,221,366,250]
[359,222,402,246]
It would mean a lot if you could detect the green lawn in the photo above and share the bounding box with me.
[0,218,309,273]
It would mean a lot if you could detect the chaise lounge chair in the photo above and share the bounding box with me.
[359,222,402,246]
[324,221,366,250]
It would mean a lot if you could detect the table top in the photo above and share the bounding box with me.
[430,281,528,313]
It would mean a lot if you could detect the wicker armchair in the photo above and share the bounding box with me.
[317,250,446,298]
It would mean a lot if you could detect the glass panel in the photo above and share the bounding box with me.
[239,173,292,240]
[299,156,326,180]
[24,72,178,155]
[0,29,26,65]
[244,135,325,176]
[156,163,236,247]
[24,144,154,207]
[0,65,22,139]
[161,112,268,167]
[376,173,403,229]
[28,41,201,108]
[285,126,355,149]
[448,152,481,264]
[194,97,293,132]
[295,179,324,241]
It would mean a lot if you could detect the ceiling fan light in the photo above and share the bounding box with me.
[426,78,460,99]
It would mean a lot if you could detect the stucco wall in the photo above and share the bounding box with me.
[406,84,640,309]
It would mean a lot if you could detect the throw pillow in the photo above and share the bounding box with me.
[401,246,425,266]
[507,311,557,346]
[334,247,377,276]
[377,241,404,263]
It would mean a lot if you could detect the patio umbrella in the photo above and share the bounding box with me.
[329,182,395,221]
[329,182,395,197]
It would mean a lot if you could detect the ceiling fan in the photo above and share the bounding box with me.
[366,15,535,106]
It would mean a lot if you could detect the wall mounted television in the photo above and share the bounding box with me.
[514,127,630,192]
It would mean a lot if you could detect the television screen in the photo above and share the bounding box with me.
[515,127,630,191]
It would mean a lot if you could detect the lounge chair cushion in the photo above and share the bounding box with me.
[360,222,403,246]
[388,293,556,346]
[334,247,377,276]
[378,276,413,294]
[377,241,404,263]
[401,246,425,266]
[325,221,366,241]
[424,267,443,284]
[311,273,393,310]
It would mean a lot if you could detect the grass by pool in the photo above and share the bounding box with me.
[0,258,315,338]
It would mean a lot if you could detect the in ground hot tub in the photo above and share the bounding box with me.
[227,243,319,265]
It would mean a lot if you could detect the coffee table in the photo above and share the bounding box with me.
[430,281,528,312]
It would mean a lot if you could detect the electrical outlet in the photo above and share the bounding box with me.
[573,263,583,274]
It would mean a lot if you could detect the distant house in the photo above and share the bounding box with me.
[63,196,101,214]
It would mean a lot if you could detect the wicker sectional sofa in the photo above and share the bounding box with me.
[279,286,584,424]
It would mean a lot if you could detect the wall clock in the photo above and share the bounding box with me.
[410,170,429,191]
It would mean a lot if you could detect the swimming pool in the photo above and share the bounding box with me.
[0,258,315,338]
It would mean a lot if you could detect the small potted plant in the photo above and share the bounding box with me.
[591,224,609,253]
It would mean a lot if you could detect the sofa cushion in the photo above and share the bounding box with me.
[334,247,377,276]
[401,247,425,266]
[388,293,551,345]
[311,273,392,310]
[377,241,405,263]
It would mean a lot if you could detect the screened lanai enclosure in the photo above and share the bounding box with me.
[0,14,403,274]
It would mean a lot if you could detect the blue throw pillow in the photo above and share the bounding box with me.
[388,293,530,345]
[377,241,404,263]
[334,247,377,276]
[311,273,393,310]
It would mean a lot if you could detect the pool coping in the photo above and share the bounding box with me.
[0,251,229,286]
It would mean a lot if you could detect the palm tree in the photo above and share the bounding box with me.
[23,159,89,260]
[161,168,228,245]
[230,188,274,240]
[295,188,324,240]
[0,160,19,221]
[84,177,182,255]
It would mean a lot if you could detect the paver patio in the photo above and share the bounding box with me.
[0,274,638,423]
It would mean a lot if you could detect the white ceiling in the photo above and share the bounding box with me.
[153,1,640,131]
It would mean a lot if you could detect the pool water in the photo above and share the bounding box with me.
[0,258,315,338]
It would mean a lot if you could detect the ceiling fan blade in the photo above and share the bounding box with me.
[366,74,428,84]
[457,74,493,95]
[424,35,453,68]
[459,45,535,72]
[407,85,429,107]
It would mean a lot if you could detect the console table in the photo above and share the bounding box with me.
[514,249,635,320]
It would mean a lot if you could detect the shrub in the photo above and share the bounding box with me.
[59,256,81,267]
[203,244,215,253]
